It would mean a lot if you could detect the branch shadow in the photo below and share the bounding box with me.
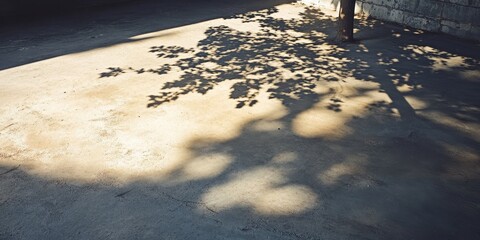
[2,3,480,239]
[94,4,480,238]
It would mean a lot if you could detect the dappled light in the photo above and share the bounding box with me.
[404,45,477,71]
[1,1,479,239]
[201,166,318,215]
[319,154,366,185]
[100,6,350,109]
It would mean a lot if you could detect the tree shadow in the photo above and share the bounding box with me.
[95,4,480,238]
[100,4,479,123]
[2,3,480,239]
[101,7,348,109]
[96,1,480,238]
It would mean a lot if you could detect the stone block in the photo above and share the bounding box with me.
[394,0,419,12]
[403,13,442,31]
[416,0,444,18]
[361,2,374,16]
[440,19,471,37]
[442,3,480,23]
[441,0,470,6]
[368,4,391,20]
[469,25,480,40]
[386,8,405,22]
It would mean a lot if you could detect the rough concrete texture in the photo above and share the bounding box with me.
[0,0,135,19]
[303,0,480,40]
[1,0,480,239]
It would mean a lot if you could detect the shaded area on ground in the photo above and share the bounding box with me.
[1,1,480,240]
[0,0,293,70]
[1,0,134,20]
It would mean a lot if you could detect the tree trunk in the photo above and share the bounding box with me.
[338,0,356,42]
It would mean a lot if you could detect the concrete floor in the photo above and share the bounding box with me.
[1,1,479,239]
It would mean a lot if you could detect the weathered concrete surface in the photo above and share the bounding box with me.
[0,0,135,20]
[303,0,480,41]
[1,1,480,239]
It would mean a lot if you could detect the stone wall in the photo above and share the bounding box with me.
[302,0,480,41]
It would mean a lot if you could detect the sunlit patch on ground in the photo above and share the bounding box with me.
[201,167,318,215]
